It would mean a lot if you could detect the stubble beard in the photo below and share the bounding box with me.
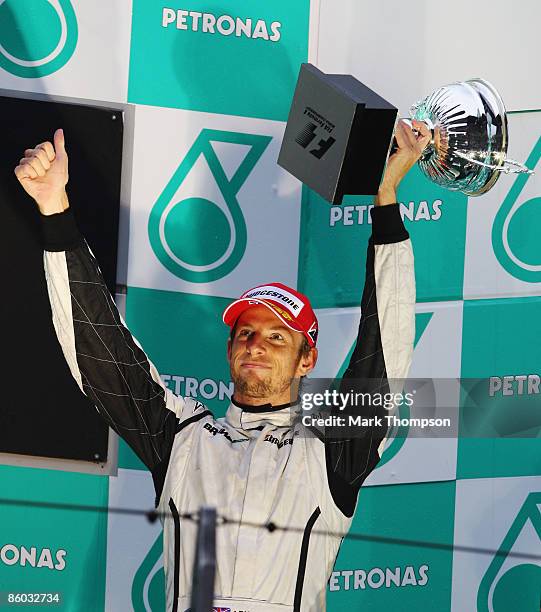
[231,368,291,400]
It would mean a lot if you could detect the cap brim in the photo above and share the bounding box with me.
[222,298,305,336]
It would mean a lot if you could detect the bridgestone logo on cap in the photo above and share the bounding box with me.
[244,285,305,316]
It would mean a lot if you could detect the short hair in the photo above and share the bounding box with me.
[298,336,312,359]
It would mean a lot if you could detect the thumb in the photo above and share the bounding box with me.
[54,128,67,158]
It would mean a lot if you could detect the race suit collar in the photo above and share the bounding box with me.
[231,397,298,412]
[226,397,299,430]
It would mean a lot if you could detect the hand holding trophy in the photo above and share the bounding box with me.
[377,119,431,206]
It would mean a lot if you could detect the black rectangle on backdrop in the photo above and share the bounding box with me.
[0,94,123,463]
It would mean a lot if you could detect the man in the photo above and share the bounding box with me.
[14,120,429,611]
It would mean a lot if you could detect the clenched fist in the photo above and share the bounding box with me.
[375,119,431,206]
[14,128,70,216]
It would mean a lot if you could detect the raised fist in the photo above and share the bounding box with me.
[376,119,431,206]
[14,128,69,215]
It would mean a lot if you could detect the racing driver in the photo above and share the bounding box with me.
[14,119,429,611]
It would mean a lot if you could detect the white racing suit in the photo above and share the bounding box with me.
[41,204,415,611]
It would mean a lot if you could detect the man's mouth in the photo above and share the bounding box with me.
[240,362,271,369]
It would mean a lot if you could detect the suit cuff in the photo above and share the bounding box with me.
[370,203,409,244]
[41,208,83,252]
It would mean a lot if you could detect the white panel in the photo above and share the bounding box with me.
[318,0,541,114]
[0,0,131,102]
[105,468,162,612]
[308,0,321,64]
[464,112,541,299]
[312,300,463,485]
[313,300,463,379]
[311,306,360,379]
[451,476,541,612]
[127,106,302,298]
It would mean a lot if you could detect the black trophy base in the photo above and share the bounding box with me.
[278,63,398,204]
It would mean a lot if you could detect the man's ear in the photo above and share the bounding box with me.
[296,347,318,377]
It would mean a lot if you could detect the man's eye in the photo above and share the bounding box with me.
[270,333,284,341]
[238,329,251,337]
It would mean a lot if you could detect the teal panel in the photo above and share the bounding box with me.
[120,286,234,470]
[128,0,310,120]
[328,480,455,611]
[459,297,541,479]
[118,439,147,472]
[298,165,467,308]
[0,465,108,611]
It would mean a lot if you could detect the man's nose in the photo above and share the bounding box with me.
[246,332,265,354]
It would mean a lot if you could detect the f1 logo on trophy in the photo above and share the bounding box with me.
[278,63,533,204]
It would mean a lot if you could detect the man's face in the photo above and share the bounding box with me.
[227,305,317,406]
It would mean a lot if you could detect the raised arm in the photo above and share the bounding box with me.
[325,120,430,516]
[14,131,204,501]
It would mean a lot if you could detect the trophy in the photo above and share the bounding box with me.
[403,78,532,196]
[278,64,532,204]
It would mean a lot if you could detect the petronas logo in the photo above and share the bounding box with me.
[148,129,272,283]
[492,137,541,282]
[0,0,78,78]
[477,492,541,612]
[131,532,165,612]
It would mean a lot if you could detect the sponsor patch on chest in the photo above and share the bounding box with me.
[264,433,294,449]
[203,422,246,443]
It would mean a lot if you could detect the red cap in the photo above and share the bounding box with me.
[222,282,318,347]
